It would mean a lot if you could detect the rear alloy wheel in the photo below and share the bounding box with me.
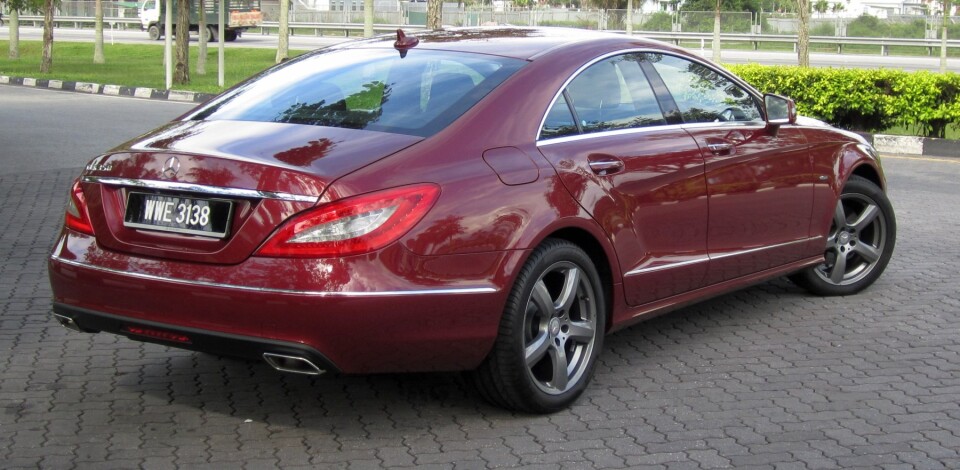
[790,175,896,296]
[472,239,605,413]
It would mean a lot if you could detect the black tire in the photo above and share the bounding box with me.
[205,25,217,43]
[147,24,161,41]
[790,175,896,296]
[471,239,606,413]
[224,30,238,42]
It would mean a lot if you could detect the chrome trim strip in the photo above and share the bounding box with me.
[51,256,498,297]
[680,121,764,130]
[537,124,686,147]
[624,257,710,277]
[624,237,816,277]
[82,176,319,203]
[709,238,813,261]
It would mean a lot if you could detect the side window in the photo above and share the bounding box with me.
[566,55,666,134]
[539,54,666,140]
[541,95,579,139]
[645,54,761,124]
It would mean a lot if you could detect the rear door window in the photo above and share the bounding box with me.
[540,53,666,140]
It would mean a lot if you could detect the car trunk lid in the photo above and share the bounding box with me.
[80,120,423,264]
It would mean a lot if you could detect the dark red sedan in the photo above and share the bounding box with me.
[49,27,896,413]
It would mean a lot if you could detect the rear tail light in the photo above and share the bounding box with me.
[65,179,95,236]
[256,184,440,258]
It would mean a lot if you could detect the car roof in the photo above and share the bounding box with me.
[331,27,684,61]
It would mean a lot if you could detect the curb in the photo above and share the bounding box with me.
[0,74,216,103]
[858,133,960,159]
[3,73,958,158]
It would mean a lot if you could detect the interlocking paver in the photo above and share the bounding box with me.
[2,149,960,470]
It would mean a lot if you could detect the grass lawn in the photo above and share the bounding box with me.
[0,40,309,94]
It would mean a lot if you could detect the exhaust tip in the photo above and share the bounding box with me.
[54,313,84,332]
[263,353,325,376]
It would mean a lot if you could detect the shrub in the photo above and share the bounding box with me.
[846,14,927,39]
[639,11,673,32]
[727,64,960,138]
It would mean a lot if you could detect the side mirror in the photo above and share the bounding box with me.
[764,93,796,126]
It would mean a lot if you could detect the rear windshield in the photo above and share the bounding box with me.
[190,48,525,137]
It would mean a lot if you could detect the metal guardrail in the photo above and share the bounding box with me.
[14,15,960,53]
[17,15,143,29]
[257,21,425,37]
[637,31,960,55]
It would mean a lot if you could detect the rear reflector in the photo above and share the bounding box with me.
[122,325,191,344]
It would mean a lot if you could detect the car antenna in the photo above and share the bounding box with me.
[394,29,419,58]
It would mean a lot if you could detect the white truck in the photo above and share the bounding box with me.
[139,0,263,42]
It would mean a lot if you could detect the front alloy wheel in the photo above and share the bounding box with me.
[472,239,605,413]
[791,175,896,296]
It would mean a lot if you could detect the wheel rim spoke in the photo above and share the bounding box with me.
[555,267,581,314]
[850,204,879,232]
[531,280,554,315]
[829,250,848,284]
[567,320,595,343]
[525,332,550,367]
[833,201,847,230]
[548,346,570,391]
[854,242,881,263]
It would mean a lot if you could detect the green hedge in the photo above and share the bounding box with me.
[726,64,960,138]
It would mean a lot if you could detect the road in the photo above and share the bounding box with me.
[0,85,193,176]
[2,85,960,468]
[2,25,959,72]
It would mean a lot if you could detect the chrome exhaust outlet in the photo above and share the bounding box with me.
[54,313,84,332]
[263,353,325,376]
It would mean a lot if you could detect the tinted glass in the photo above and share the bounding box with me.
[564,55,666,134]
[645,54,761,124]
[191,49,525,137]
[541,95,578,139]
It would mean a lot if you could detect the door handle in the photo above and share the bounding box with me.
[588,158,624,176]
[707,143,735,156]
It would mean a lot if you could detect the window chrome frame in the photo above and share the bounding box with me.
[535,48,767,143]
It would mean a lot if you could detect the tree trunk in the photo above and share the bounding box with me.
[198,0,207,75]
[712,0,721,61]
[276,0,289,63]
[8,10,20,60]
[174,0,190,84]
[626,0,633,34]
[41,0,54,73]
[941,0,950,73]
[427,0,441,30]
[796,0,811,67]
[364,0,373,38]
[94,0,105,64]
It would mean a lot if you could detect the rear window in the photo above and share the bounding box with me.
[191,48,525,137]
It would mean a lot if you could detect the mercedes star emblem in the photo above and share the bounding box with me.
[161,156,181,179]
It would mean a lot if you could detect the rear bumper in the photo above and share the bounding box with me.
[49,230,519,374]
[52,303,340,373]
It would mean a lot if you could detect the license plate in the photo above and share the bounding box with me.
[124,192,233,238]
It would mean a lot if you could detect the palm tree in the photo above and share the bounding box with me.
[796,0,811,66]
[813,0,827,17]
[94,0,104,64]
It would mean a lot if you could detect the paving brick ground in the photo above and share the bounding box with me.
[1,155,958,469]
